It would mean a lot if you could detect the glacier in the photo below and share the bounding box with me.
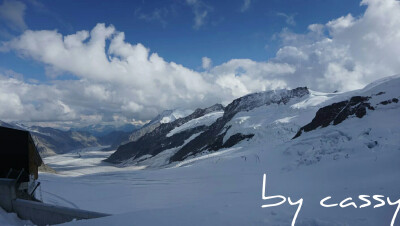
[30,75,400,226]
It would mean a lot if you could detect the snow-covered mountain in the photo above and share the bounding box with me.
[71,123,140,137]
[129,109,194,141]
[31,75,400,226]
[106,75,400,169]
[147,109,194,125]
[0,120,144,157]
[99,109,193,152]
[106,104,224,165]
[0,122,102,157]
[105,87,310,164]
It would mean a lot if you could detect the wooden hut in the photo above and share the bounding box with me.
[0,126,42,182]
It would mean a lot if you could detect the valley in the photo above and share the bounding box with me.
[29,76,400,225]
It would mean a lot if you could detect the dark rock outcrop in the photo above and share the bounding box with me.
[380,98,399,105]
[293,96,375,139]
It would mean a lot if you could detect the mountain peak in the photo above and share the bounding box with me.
[224,87,309,118]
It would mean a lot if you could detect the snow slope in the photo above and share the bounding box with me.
[148,109,194,125]
[166,111,224,137]
[0,208,32,226]
[35,76,400,226]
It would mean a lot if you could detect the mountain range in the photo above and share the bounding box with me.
[0,108,195,158]
[0,121,137,157]
[30,75,400,226]
[2,75,399,171]
[105,75,400,169]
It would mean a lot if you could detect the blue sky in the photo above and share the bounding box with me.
[1,0,365,79]
[0,0,399,128]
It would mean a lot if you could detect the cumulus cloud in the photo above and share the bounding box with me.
[211,59,294,98]
[271,0,400,91]
[1,0,400,127]
[202,57,212,70]
[326,14,355,34]
[0,0,27,32]
[0,23,293,126]
[0,75,75,122]
[0,74,145,128]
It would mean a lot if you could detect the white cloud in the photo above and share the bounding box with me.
[0,91,24,117]
[240,0,251,12]
[326,14,355,34]
[0,0,27,32]
[210,59,294,98]
[276,46,308,62]
[272,0,400,91]
[202,57,212,70]
[1,0,400,126]
[0,75,74,122]
[0,23,294,126]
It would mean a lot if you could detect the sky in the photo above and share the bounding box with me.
[0,0,399,128]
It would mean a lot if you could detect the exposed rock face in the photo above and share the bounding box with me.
[38,163,57,174]
[380,98,399,105]
[206,132,254,152]
[293,96,375,139]
[105,104,225,163]
[106,87,310,164]
[128,122,161,142]
[170,87,309,162]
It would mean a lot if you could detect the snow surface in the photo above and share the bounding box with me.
[166,111,224,137]
[159,109,194,124]
[119,132,203,168]
[0,207,32,226]
[34,76,400,226]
